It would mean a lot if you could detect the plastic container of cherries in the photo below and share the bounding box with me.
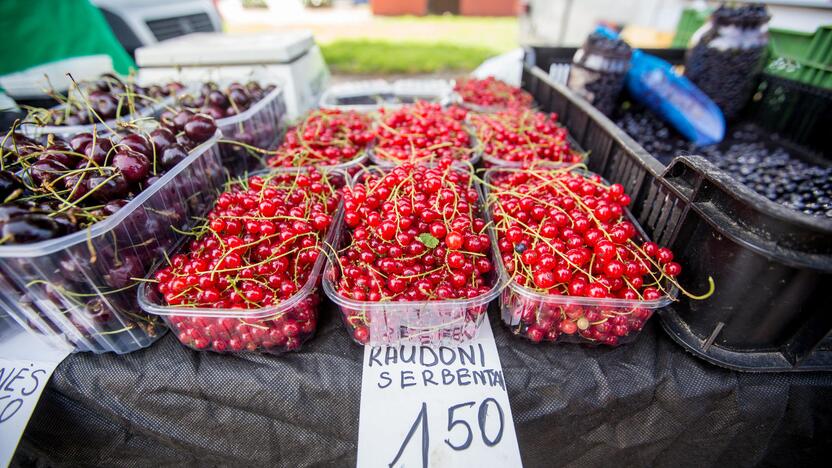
[138,168,348,354]
[217,85,287,176]
[482,167,680,346]
[174,81,288,176]
[0,128,224,354]
[323,164,506,346]
[20,78,185,141]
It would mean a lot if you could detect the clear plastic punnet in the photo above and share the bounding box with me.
[369,128,482,168]
[216,86,288,176]
[468,111,585,169]
[319,79,456,113]
[483,168,677,346]
[0,131,224,354]
[138,169,349,354]
[479,136,586,169]
[323,166,506,347]
[452,77,536,114]
[481,151,580,168]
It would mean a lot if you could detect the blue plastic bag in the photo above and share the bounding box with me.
[597,27,725,146]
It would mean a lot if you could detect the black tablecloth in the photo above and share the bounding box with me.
[13,304,832,468]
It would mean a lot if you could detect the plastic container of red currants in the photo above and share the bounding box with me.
[368,103,482,168]
[319,79,456,113]
[483,167,678,346]
[0,131,225,354]
[265,108,374,176]
[214,85,288,176]
[323,165,506,346]
[468,106,586,168]
[368,136,482,168]
[137,168,349,354]
[453,77,536,114]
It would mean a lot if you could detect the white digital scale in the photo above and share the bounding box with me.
[135,30,329,119]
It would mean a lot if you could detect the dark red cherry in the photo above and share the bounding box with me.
[118,134,151,157]
[161,143,189,169]
[172,110,194,131]
[184,114,217,143]
[112,150,150,183]
[86,168,128,201]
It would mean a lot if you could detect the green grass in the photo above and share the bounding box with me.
[316,15,517,75]
[372,15,518,53]
[227,13,517,74]
[321,39,500,74]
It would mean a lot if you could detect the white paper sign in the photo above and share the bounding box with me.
[357,320,522,468]
[0,330,71,467]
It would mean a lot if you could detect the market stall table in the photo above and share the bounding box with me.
[13,303,832,467]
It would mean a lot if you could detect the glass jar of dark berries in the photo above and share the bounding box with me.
[684,3,770,121]
[567,32,632,116]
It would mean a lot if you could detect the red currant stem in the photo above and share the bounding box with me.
[221,242,321,277]
[229,281,261,308]
[511,251,536,285]
[221,214,312,223]
[531,213,546,250]
[398,265,444,280]
[622,277,646,300]
[498,214,593,279]
[171,224,208,237]
[347,314,370,329]
[626,239,715,300]
[245,275,283,298]
[480,180,573,223]
[630,253,668,294]
[207,231,283,276]
[319,172,340,199]
[552,177,617,237]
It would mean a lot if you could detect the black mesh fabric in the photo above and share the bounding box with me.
[13,304,832,467]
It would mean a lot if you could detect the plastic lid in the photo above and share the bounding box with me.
[136,31,315,67]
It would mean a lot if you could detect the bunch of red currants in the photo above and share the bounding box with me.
[154,168,342,352]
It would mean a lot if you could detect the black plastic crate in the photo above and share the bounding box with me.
[521,64,832,372]
[526,46,831,160]
[527,46,686,70]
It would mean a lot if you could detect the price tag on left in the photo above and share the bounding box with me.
[0,331,71,466]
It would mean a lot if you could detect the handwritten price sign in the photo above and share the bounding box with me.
[357,320,522,467]
[0,329,70,466]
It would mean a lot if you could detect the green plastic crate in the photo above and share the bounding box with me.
[807,25,832,67]
[767,25,832,89]
[671,8,710,48]
[769,28,814,63]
